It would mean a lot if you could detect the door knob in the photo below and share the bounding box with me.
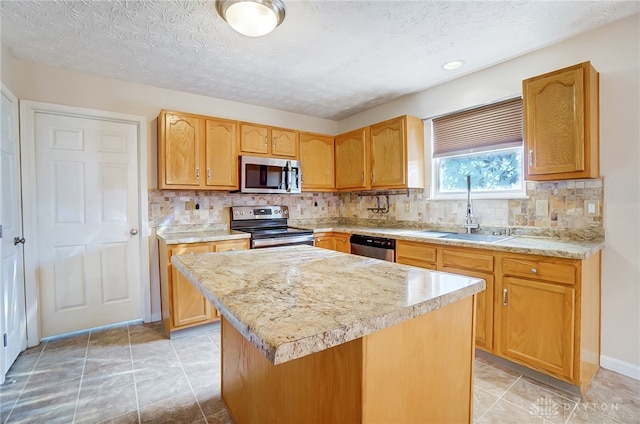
[130,229,138,236]
[13,237,25,245]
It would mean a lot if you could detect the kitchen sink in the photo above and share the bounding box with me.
[417,230,456,237]
[439,233,513,243]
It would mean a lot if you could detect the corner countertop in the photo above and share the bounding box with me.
[157,229,250,245]
[171,245,485,365]
[304,226,603,260]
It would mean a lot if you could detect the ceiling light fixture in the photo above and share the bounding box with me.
[442,60,465,71]
[216,0,286,37]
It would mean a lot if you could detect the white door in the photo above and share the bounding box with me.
[1,85,27,383]
[33,112,142,337]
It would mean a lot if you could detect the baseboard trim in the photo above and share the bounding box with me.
[600,355,640,380]
[149,313,162,322]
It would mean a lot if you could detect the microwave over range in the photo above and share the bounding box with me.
[240,155,302,194]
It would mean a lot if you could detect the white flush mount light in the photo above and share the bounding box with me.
[216,0,286,37]
[442,60,465,71]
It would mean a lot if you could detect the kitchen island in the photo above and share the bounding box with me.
[172,245,485,424]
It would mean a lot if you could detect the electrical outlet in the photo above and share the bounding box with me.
[535,200,549,216]
[404,202,411,213]
[584,200,600,217]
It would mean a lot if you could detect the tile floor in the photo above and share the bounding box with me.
[1,321,638,424]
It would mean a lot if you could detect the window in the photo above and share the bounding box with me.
[431,97,525,198]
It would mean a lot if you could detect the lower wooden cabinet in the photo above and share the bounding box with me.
[159,238,249,336]
[314,232,351,253]
[395,239,601,394]
[497,251,600,393]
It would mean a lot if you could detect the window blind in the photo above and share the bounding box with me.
[432,97,523,158]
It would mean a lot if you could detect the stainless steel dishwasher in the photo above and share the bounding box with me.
[349,234,396,262]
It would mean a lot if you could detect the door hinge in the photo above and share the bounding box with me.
[0,224,3,239]
[3,333,7,347]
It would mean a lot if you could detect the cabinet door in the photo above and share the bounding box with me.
[443,266,494,352]
[396,241,437,270]
[370,117,406,188]
[335,128,368,190]
[240,123,269,154]
[213,239,249,252]
[205,119,238,188]
[333,233,351,253]
[524,62,599,180]
[299,133,335,191]
[161,113,201,187]
[272,129,297,158]
[170,244,215,328]
[314,235,336,250]
[500,277,575,381]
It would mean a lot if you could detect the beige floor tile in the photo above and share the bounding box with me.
[98,410,140,424]
[130,338,175,362]
[25,356,85,390]
[139,390,206,424]
[133,349,181,383]
[79,362,135,399]
[502,377,576,423]
[473,386,500,421]
[74,382,138,423]
[6,377,80,423]
[135,369,191,408]
[89,325,130,347]
[183,359,221,390]
[474,360,521,397]
[579,368,640,424]
[478,398,544,423]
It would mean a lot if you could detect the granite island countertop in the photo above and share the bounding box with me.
[171,245,485,365]
[303,225,603,260]
[157,229,250,245]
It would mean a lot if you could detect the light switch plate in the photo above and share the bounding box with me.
[404,201,411,213]
[584,200,600,217]
[535,199,549,216]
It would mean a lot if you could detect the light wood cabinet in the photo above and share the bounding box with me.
[497,251,600,393]
[396,239,601,393]
[240,123,298,158]
[299,132,335,191]
[335,127,369,190]
[441,247,495,353]
[314,232,351,253]
[159,238,250,336]
[158,110,238,190]
[334,116,424,192]
[523,61,599,180]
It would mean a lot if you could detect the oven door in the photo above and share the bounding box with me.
[252,235,314,249]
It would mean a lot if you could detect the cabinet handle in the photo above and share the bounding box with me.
[370,172,374,182]
[196,167,200,180]
[264,136,268,146]
[361,172,364,182]
[207,168,211,180]
[531,267,537,274]
[528,149,534,167]
[502,288,508,306]
[273,137,276,149]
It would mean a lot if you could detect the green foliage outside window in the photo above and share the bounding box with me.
[439,148,522,192]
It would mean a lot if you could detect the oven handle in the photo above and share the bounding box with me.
[286,161,293,193]
[252,235,314,248]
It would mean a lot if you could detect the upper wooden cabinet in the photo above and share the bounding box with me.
[240,123,298,158]
[335,116,424,191]
[335,127,369,190]
[299,132,335,191]
[523,62,599,180]
[158,110,238,190]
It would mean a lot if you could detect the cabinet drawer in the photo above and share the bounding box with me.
[170,243,211,256]
[396,241,437,267]
[502,255,576,285]
[213,239,249,252]
[442,248,493,272]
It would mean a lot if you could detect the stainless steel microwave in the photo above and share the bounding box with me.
[240,155,302,194]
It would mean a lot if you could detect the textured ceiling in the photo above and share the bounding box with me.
[1,1,638,120]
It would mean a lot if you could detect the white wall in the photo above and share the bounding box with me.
[339,14,640,376]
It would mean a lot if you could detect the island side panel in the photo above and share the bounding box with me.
[362,296,475,424]
[221,317,364,423]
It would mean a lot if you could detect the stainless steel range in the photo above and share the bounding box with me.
[230,205,314,249]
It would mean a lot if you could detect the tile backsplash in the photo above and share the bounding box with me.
[149,178,603,241]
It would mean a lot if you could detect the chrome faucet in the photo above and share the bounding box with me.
[464,175,479,233]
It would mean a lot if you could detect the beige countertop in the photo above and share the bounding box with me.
[304,226,604,260]
[171,245,485,365]
[157,229,250,245]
